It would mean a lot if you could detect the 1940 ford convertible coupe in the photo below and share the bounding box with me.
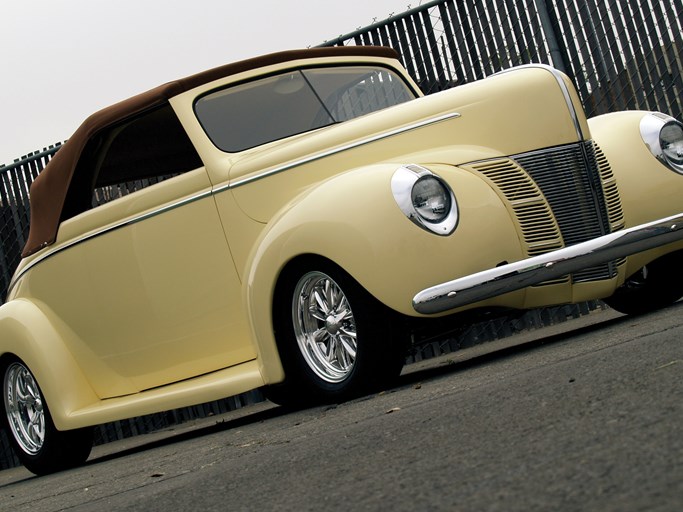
[2,46,683,474]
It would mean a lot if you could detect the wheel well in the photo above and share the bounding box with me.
[264,254,408,404]
[271,253,404,342]
[272,254,373,319]
[0,353,19,427]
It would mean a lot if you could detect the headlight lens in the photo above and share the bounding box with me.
[391,165,458,235]
[411,176,452,223]
[640,113,683,174]
[660,121,683,168]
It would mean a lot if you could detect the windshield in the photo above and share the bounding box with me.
[194,66,416,152]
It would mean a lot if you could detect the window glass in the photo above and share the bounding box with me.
[302,67,415,122]
[194,66,415,152]
[61,104,203,220]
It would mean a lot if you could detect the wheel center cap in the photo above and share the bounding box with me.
[325,315,340,335]
[325,311,346,335]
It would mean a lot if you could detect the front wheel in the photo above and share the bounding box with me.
[266,260,405,406]
[604,251,683,315]
[2,358,93,475]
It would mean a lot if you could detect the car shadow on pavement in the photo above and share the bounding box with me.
[85,305,668,469]
[395,309,639,388]
[86,402,287,467]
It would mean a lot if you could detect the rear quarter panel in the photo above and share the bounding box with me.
[0,299,98,430]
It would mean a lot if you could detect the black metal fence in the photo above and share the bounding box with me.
[321,0,683,121]
[2,0,680,470]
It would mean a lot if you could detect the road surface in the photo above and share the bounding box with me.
[1,303,681,511]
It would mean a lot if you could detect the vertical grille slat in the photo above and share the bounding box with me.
[512,141,624,282]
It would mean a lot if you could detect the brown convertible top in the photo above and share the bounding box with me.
[23,46,399,257]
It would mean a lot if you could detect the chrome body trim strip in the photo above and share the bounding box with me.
[413,213,683,314]
[218,112,461,192]
[8,113,461,297]
[8,190,213,296]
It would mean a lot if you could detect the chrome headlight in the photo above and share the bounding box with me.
[660,122,683,168]
[640,113,683,174]
[391,164,458,235]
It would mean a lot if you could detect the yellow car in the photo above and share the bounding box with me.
[2,46,682,474]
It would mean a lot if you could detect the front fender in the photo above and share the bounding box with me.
[589,111,683,273]
[243,163,524,384]
[0,299,98,431]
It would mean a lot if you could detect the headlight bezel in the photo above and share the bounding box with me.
[640,113,683,175]
[391,164,459,236]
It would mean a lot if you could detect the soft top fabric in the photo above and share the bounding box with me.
[23,46,399,257]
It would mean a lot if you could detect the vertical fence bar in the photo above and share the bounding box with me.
[421,8,448,91]
[403,13,431,92]
[608,0,648,111]
[489,0,511,69]
[655,1,679,112]
[621,0,658,111]
[578,0,614,113]
[522,0,549,64]
[653,1,683,118]
[469,0,498,75]
[395,17,419,79]
[639,0,676,116]
[504,0,525,66]
[565,0,602,107]
[534,0,570,74]
[593,0,631,112]
[437,2,464,86]
[449,0,483,81]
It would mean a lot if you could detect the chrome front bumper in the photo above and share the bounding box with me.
[413,213,683,314]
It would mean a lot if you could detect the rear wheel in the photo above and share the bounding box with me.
[266,259,404,406]
[605,251,683,315]
[2,358,93,475]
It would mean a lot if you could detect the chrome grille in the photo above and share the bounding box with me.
[466,141,625,285]
[468,159,565,273]
[469,157,569,286]
[512,141,622,282]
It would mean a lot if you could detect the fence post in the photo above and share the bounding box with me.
[534,0,570,76]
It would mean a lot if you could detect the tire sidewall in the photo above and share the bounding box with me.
[2,357,93,475]
[272,258,401,403]
[606,251,683,315]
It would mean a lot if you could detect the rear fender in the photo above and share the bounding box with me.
[0,299,98,431]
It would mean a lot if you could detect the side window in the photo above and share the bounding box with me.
[61,103,203,221]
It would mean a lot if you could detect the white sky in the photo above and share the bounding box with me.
[1,0,414,165]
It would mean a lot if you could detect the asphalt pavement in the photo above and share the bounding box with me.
[1,303,681,511]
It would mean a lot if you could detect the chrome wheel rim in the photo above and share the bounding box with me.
[292,271,358,383]
[4,362,45,455]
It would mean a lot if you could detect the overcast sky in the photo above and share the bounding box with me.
[1,0,415,165]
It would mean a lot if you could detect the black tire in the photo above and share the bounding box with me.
[265,258,405,406]
[604,251,683,315]
[2,357,93,475]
